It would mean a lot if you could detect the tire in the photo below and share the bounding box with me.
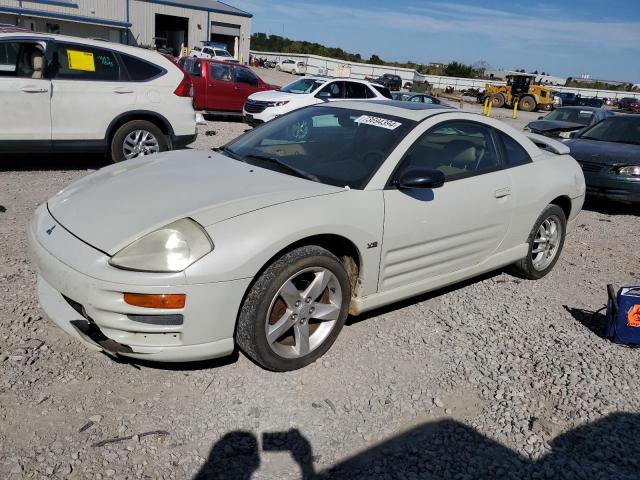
[236,246,352,371]
[110,120,167,163]
[275,65,281,71]
[509,204,567,280]
[491,94,505,108]
[519,95,537,112]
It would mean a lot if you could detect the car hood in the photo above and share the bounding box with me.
[526,120,586,134]
[248,90,311,102]
[564,139,640,165]
[47,150,343,255]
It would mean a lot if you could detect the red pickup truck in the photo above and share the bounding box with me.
[178,57,278,114]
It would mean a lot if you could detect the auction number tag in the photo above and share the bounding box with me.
[67,49,96,72]
[354,115,402,130]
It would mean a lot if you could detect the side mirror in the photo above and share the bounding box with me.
[569,131,579,139]
[317,91,332,99]
[537,116,544,120]
[396,168,445,189]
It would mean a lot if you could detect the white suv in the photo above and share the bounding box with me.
[0,32,199,162]
[243,76,392,125]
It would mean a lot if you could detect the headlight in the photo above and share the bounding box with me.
[109,218,213,272]
[617,166,640,177]
[266,100,290,107]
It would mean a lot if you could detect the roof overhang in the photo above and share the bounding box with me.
[0,6,132,28]
[138,0,252,18]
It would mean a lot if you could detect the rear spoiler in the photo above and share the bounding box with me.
[525,133,570,155]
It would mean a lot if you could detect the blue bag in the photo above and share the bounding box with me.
[605,285,640,346]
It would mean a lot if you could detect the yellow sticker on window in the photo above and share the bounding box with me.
[67,49,96,72]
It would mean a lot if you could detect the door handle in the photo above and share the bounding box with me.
[21,86,48,93]
[113,88,134,94]
[494,187,511,198]
[208,83,214,87]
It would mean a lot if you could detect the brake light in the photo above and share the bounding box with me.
[174,70,193,97]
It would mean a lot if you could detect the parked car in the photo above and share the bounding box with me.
[554,92,604,108]
[178,57,278,114]
[276,59,306,75]
[391,91,442,104]
[189,45,237,63]
[370,73,402,91]
[565,115,640,204]
[30,101,585,370]
[618,97,640,111]
[0,32,198,162]
[524,106,614,138]
[243,76,392,125]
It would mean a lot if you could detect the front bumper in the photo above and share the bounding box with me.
[29,205,251,362]
[583,171,640,204]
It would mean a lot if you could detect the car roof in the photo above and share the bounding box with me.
[201,58,244,66]
[319,100,453,120]
[0,31,167,63]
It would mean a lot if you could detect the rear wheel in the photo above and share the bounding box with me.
[110,120,167,163]
[519,95,537,112]
[509,204,566,280]
[490,94,505,108]
[236,246,351,371]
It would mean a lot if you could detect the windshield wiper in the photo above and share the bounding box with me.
[214,146,246,162]
[579,136,603,141]
[243,153,320,182]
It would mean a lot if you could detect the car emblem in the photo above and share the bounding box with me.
[46,225,56,235]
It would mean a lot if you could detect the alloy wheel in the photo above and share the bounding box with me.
[531,215,563,271]
[123,130,160,160]
[265,267,343,359]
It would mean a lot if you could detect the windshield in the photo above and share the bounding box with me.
[543,108,595,126]
[215,49,232,57]
[279,78,325,94]
[224,106,415,189]
[578,116,640,144]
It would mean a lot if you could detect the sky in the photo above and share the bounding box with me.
[230,0,640,83]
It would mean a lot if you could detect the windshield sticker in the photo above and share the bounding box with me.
[579,110,594,115]
[67,49,95,72]
[355,115,402,130]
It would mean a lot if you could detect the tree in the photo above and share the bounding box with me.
[368,54,384,65]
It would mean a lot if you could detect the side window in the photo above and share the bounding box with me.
[211,63,232,81]
[400,122,502,180]
[182,58,201,77]
[203,48,213,56]
[365,86,377,99]
[234,67,258,86]
[319,81,344,98]
[372,85,392,99]
[344,82,368,99]
[410,96,422,103]
[120,53,163,81]
[500,132,532,167]
[48,43,120,81]
[0,42,45,78]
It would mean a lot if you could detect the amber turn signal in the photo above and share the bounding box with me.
[124,293,186,309]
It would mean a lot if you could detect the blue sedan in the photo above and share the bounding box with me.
[565,115,640,204]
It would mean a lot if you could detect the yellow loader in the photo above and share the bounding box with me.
[484,73,554,112]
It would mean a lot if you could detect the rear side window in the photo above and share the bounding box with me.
[0,41,19,74]
[120,54,163,81]
[373,85,392,99]
[181,57,201,77]
[500,132,532,167]
[234,67,258,86]
[49,43,120,81]
[344,82,369,99]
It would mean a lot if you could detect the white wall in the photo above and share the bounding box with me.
[0,0,126,22]
[252,50,638,99]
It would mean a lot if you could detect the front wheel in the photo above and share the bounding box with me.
[509,204,567,280]
[236,246,351,371]
[110,120,167,163]
[519,95,537,112]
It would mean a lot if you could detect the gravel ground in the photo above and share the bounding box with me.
[1,70,639,479]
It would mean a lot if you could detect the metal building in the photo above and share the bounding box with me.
[0,0,252,62]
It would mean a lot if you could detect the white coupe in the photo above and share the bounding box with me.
[29,102,586,371]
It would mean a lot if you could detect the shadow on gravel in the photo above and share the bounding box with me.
[100,349,240,372]
[0,153,109,171]
[564,306,609,339]
[347,269,507,327]
[583,198,640,217]
[194,413,640,479]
